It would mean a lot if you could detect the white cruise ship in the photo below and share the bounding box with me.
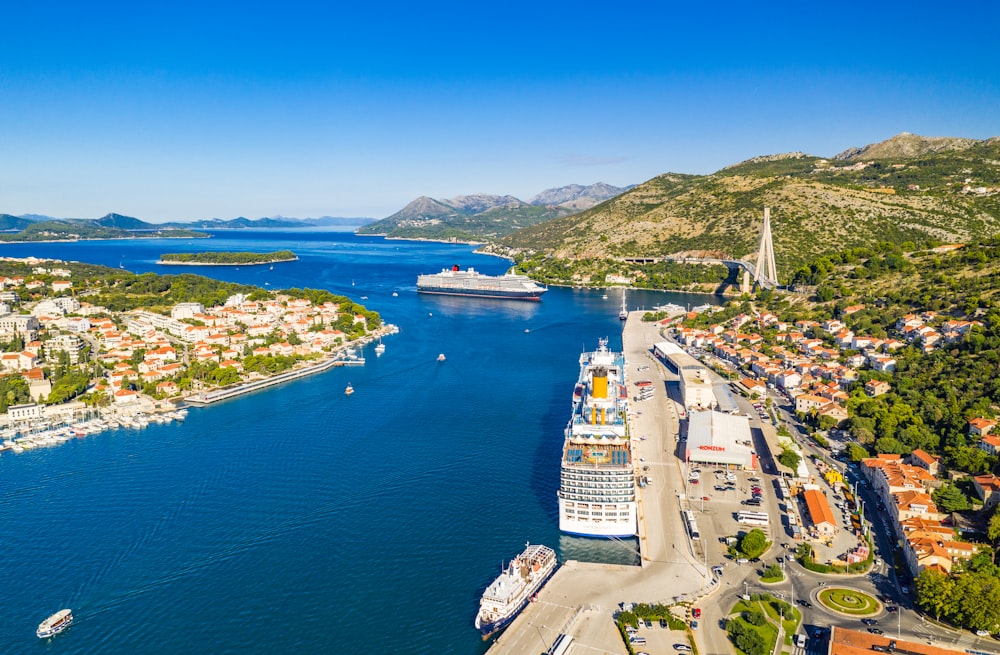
[475,543,557,636]
[558,339,637,538]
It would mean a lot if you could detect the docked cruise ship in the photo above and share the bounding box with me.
[416,266,547,300]
[558,339,637,538]
[475,543,557,636]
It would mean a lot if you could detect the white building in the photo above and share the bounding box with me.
[685,410,755,469]
[653,341,717,410]
[171,302,205,320]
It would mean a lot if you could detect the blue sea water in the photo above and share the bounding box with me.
[0,231,722,654]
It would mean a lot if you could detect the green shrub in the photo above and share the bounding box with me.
[743,608,767,626]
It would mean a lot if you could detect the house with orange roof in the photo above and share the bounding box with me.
[978,434,1000,456]
[114,388,139,404]
[830,625,964,655]
[802,488,837,537]
[907,449,940,476]
[891,490,944,524]
[973,474,1000,510]
[795,394,827,413]
[904,537,979,575]
[156,381,179,396]
[969,417,997,437]
[864,380,891,397]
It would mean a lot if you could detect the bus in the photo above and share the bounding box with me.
[737,511,770,527]
[548,633,574,655]
[684,509,700,540]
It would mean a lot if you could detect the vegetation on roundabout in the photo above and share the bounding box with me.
[727,593,800,655]
[817,588,880,615]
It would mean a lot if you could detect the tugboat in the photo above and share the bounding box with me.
[36,609,73,639]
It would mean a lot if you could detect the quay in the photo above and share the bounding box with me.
[184,355,346,405]
[487,311,712,655]
[182,328,390,405]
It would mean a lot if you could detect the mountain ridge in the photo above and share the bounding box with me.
[355,182,630,240]
[496,133,1000,279]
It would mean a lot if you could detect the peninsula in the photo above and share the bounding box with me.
[158,250,298,266]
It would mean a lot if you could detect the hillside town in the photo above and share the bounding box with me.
[664,305,997,583]
[0,256,387,448]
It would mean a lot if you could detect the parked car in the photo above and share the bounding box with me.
[674,644,693,652]
[691,620,699,629]
[660,618,668,628]
[692,608,701,618]
[976,630,990,637]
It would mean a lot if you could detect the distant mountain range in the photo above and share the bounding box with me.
[495,132,1000,276]
[0,213,380,241]
[355,182,632,240]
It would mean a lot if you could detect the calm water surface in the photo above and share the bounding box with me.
[0,231,722,653]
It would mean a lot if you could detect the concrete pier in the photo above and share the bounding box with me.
[486,312,710,655]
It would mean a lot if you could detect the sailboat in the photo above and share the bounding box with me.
[619,289,628,320]
[375,337,386,356]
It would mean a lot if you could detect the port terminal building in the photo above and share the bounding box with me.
[685,409,755,470]
[653,341,739,413]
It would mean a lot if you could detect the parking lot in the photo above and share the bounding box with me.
[625,619,691,655]
[681,460,791,568]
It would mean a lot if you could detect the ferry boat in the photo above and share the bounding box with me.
[417,265,547,300]
[475,543,557,636]
[558,339,637,538]
[36,609,73,638]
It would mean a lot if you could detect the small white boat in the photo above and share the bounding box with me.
[392,291,398,297]
[37,609,73,638]
[345,383,354,395]
[437,353,446,362]
[375,338,385,356]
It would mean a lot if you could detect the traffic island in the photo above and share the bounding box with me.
[817,588,880,616]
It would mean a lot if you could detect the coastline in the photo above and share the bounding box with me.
[180,323,396,406]
[157,257,299,266]
[0,234,211,245]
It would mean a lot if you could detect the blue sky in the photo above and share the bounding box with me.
[1,1,997,221]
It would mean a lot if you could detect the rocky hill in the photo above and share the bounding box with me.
[497,134,1000,279]
[356,183,630,240]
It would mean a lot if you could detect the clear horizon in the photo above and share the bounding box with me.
[1,1,997,222]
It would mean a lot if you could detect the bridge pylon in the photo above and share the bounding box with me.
[752,207,778,288]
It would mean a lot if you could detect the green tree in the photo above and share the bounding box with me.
[846,443,869,462]
[777,449,801,471]
[916,567,953,621]
[933,483,970,513]
[740,529,769,559]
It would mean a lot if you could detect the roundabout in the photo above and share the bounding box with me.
[817,587,881,616]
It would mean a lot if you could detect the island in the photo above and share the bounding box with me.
[157,250,299,266]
